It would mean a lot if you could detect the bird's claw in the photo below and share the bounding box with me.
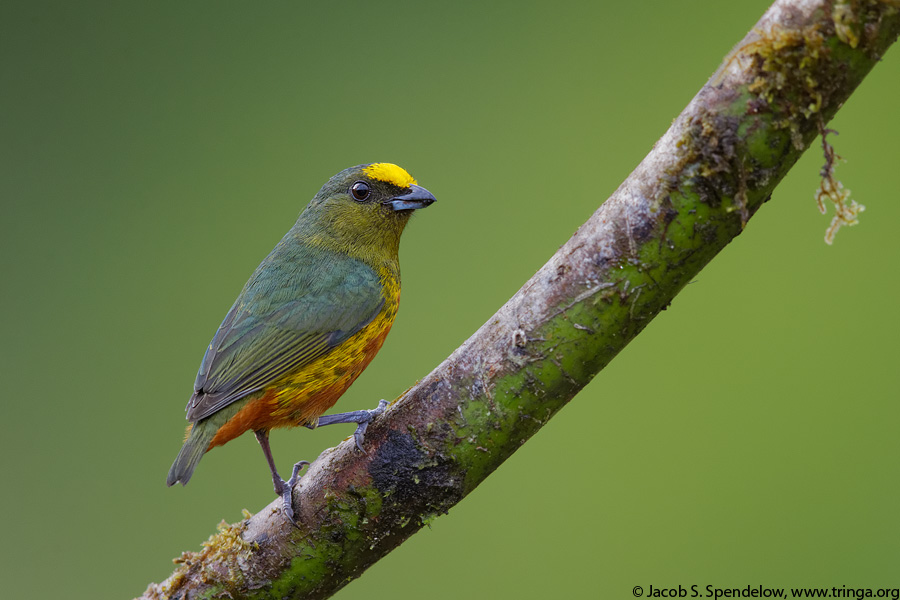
[353,400,388,453]
[287,459,310,487]
[280,485,294,521]
[309,399,389,452]
[274,460,310,522]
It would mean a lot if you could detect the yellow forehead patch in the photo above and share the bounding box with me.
[363,163,417,188]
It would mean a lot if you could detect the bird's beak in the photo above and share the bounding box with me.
[387,184,436,212]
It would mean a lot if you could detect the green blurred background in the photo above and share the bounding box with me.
[2,1,898,598]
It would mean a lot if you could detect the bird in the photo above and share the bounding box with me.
[166,162,435,519]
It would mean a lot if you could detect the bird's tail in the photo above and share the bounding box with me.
[166,421,215,487]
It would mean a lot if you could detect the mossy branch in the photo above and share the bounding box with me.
[139,1,900,598]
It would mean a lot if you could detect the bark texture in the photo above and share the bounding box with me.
[140,1,900,598]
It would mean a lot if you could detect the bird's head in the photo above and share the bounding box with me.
[298,163,435,261]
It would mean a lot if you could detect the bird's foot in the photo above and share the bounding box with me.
[350,399,389,452]
[273,460,309,522]
[310,399,389,453]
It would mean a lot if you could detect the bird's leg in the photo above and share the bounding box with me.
[305,399,389,453]
[254,429,309,521]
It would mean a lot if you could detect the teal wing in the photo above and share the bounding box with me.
[185,247,385,422]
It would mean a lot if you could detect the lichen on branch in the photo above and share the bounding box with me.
[816,123,865,244]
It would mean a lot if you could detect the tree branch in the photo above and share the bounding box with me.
[140,1,900,598]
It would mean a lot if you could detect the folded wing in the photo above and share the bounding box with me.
[185,249,385,422]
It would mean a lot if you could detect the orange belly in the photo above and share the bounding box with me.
[206,311,394,450]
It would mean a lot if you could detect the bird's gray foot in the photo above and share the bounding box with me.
[308,399,389,452]
[273,460,309,521]
[255,429,310,522]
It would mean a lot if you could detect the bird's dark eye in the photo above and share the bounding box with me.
[350,181,371,201]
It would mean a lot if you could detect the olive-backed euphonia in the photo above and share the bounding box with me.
[167,163,434,519]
